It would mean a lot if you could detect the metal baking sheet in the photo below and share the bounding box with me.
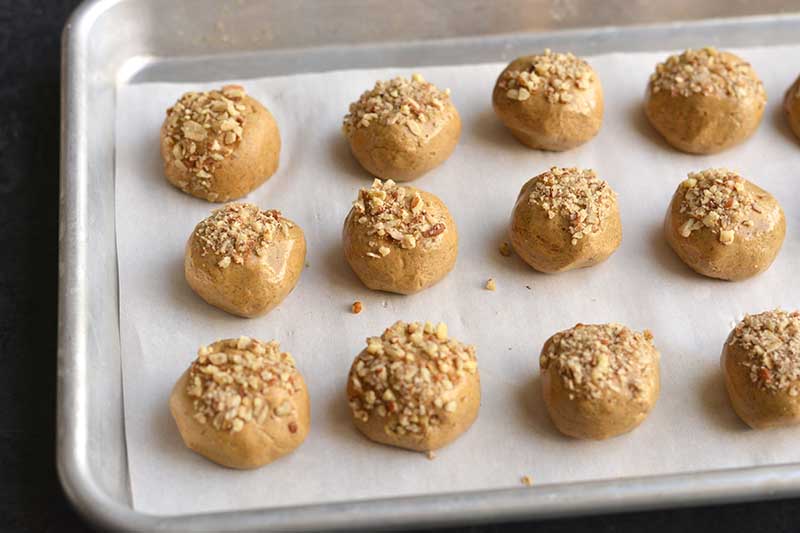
[59,1,800,530]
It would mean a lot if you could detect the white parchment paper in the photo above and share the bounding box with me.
[116,46,800,516]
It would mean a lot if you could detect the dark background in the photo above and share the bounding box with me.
[2,0,799,531]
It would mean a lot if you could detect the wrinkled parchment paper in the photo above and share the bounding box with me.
[116,45,800,515]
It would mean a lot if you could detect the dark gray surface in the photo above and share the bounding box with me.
[3,0,800,531]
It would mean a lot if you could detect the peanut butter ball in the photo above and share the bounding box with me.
[343,179,458,294]
[185,203,306,317]
[492,50,603,151]
[722,310,800,429]
[540,323,660,440]
[170,337,310,469]
[161,85,281,202]
[347,320,480,452]
[645,48,766,154]
[342,74,461,181]
[509,167,621,273]
[785,75,800,141]
[664,169,785,281]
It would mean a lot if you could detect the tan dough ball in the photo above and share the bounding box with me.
[160,85,281,202]
[342,73,461,181]
[540,323,660,440]
[185,203,306,317]
[645,48,766,154]
[722,310,800,429]
[492,50,603,151]
[169,337,310,469]
[347,321,480,452]
[509,167,621,273]
[785,75,800,141]
[664,168,785,281]
[343,179,457,294]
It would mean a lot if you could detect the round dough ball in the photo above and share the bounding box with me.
[509,167,621,273]
[347,320,480,452]
[664,168,785,281]
[540,323,660,440]
[342,73,460,181]
[645,48,766,154]
[343,179,457,294]
[185,203,306,317]
[722,310,800,429]
[492,50,603,151]
[785,75,800,141]
[161,85,281,202]
[169,336,310,469]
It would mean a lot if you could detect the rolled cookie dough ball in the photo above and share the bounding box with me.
[664,168,785,281]
[170,337,310,469]
[342,73,461,181]
[161,85,281,202]
[492,50,603,151]
[645,48,766,154]
[343,179,457,294]
[509,167,621,273]
[722,310,800,429]
[785,75,800,141]
[347,320,480,452]
[185,203,306,317]
[540,323,660,440]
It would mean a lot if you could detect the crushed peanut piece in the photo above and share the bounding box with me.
[520,475,534,487]
[426,450,436,460]
[350,179,447,258]
[193,203,293,267]
[528,167,615,245]
[730,309,800,394]
[498,49,594,105]
[342,74,453,136]
[163,85,249,197]
[348,321,478,437]
[649,47,764,99]
[677,168,758,245]
[540,323,658,401]
[499,242,512,257]
[485,278,496,291]
[352,301,363,314]
[187,337,301,433]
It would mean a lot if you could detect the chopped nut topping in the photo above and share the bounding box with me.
[187,337,302,433]
[164,85,249,198]
[499,242,512,257]
[540,323,658,401]
[498,49,594,105]
[193,203,293,267]
[342,73,452,136]
[731,310,800,394]
[352,300,363,314]
[520,475,534,487]
[649,47,764,99]
[528,167,615,246]
[351,179,447,258]
[426,450,437,460]
[348,321,478,437]
[485,278,496,291]
[677,168,758,245]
